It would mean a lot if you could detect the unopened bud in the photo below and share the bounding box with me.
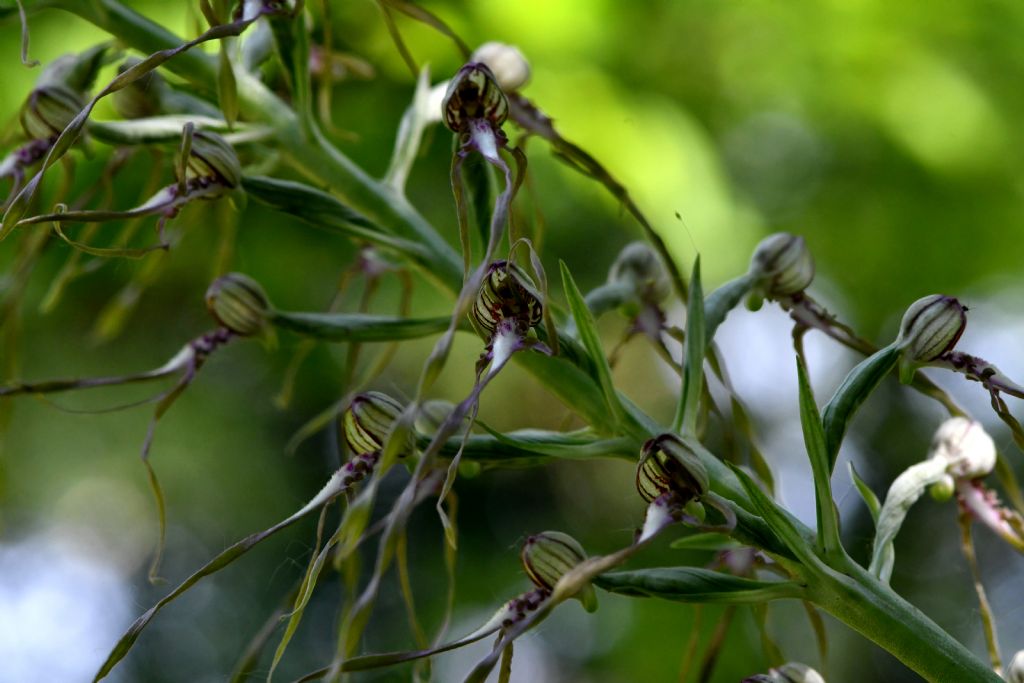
[205,272,272,336]
[929,417,995,480]
[343,391,407,457]
[471,42,531,92]
[471,260,543,340]
[442,62,508,132]
[1006,650,1024,683]
[185,131,242,188]
[896,294,966,363]
[636,434,709,504]
[929,473,956,502]
[748,233,814,299]
[774,663,826,683]
[113,59,163,119]
[521,531,597,612]
[19,84,84,140]
[608,242,671,310]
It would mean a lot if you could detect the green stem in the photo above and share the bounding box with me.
[807,556,1002,683]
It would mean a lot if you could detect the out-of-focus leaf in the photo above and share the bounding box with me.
[270,311,453,342]
[704,272,756,345]
[384,67,433,194]
[88,115,235,144]
[669,532,742,551]
[594,567,803,603]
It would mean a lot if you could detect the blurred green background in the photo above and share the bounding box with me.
[2,1,1024,681]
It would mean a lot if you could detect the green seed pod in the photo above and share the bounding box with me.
[205,272,272,336]
[520,530,598,612]
[636,433,709,504]
[748,232,814,299]
[471,42,531,92]
[186,131,242,188]
[19,84,84,140]
[343,391,407,457]
[442,62,508,133]
[608,242,671,309]
[896,294,967,362]
[471,260,543,340]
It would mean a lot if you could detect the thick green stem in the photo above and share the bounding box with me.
[807,557,1001,683]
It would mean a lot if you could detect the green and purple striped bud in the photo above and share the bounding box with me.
[521,531,597,612]
[19,84,84,140]
[184,131,242,188]
[471,260,543,341]
[609,242,671,311]
[205,272,272,336]
[442,62,509,133]
[748,232,814,305]
[342,391,408,457]
[895,294,967,383]
[636,433,709,504]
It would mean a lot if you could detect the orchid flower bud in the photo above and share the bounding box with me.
[636,433,709,504]
[343,391,407,457]
[19,84,84,140]
[185,131,242,188]
[205,273,272,336]
[608,242,671,312]
[442,62,509,133]
[471,42,531,92]
[470,260,543,341]
[520,531,597,612]
[743,663,826,683]
[748,232,814,302]
[895,294,966,383]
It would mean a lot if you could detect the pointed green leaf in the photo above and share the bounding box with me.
[384,67,433,193]
[796,355,842,555]
[560,261,627,427]
[848,462,880,524]
[594,567,803,603]
[674,256,705,433]
[821,343,901,471]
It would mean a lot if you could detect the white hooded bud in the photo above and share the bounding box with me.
[471,42,531,92]
[929,417,996,480]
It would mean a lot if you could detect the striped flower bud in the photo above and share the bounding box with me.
[471,260,543,340]
[928,417,995,480]
[19,84,84,140]
[636,434,709,504]
[521,531,597,612]
[609,242,671,308]
[185,131,242,188]
[112,60,162,119]
[896,294,966,362]
[205,272,272,336]
[895,294,966,383]
[343,391,407,457]
[471,42,531,92]
[748,232,814,300]
[442,62,508,133]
